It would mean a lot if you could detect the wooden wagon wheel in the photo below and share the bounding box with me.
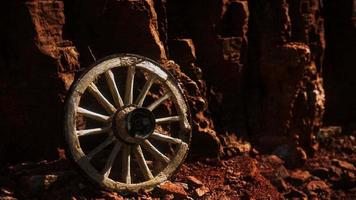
[64,54,191,192]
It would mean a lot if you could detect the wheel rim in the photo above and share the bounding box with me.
[64,54,191,192]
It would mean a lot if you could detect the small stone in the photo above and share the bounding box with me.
[195,186,210,197]
[332,159,356,171]
[0,188,13,195]
[163,194,174,200]
[330,166,343,178]
[221,133,251,156]
[226,168,234,174]
[265,155,284,165]
[306,180,329,192]
[186,176,203,187]
[272,177,288,191]
[236,142,251,154]
[346,171,355,180]
[175,182,189,190]
[250,148,259,157]
[220,185,231,191]
[157,181,188,199]
[308,191,318,199]
[310,167,329,179]
[289,170,312,183]
[276,166,290,179]
[288,147,308,167]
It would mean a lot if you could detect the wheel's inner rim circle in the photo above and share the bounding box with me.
[113,106,156,144]
[127,107,155,139]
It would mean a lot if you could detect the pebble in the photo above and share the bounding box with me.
[157,181,188,199]
[195,186,210,197]
[186,176,203,187]
[306,180,329,191]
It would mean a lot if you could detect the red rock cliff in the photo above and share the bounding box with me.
[0,0,355,165]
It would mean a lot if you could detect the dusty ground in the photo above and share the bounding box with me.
[0,129,355,200]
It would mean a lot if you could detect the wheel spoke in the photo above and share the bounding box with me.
[150,132,183,144]
[87,83,116,114]
[86,135,115,160]
[134,75,156,107]
[147,92,171,111]
[102,142,121,178]
[105,70,124,108]
[121,145,131,184]
[133,145,154,180]
[124,65,136,105]
[155,116,180,124]
[142,140,170,163]
[76,127,110,137]
[77,107,110,122]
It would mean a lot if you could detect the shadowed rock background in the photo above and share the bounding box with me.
[0,0,355,166]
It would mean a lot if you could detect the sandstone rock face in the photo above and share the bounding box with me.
[64,0,167,66]
[0,0,221,164]
[163,61,222,157]
[167,0,249,135]
[288,0,325,70]
[0,1,79,164]
[5,0,356,164]
[247,0,325,164]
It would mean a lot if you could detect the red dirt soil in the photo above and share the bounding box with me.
[0,131,355,200]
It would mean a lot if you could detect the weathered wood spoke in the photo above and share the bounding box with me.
[142,140,170,163]
[86,135,115,160]
[135,75,156,107]
[124,66,136,105]
[105,70,124,108]
[155,116,180,124]
[87,83,116,114]
[133,145,154,180]
[77,107,110,122]
[121,145,132,184]
[147,92,171,111]
[102,142,121,178]
[150,132,183,144]
[76,127,110,137]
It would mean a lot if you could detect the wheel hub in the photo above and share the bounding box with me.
[113,106,156,144]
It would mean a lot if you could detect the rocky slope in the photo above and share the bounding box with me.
[0,127,354,199]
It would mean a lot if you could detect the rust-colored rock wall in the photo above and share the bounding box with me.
[64,0,167,65]
[0,0,221,164]
[246,0,325,165]
[0,1,79,164]
[0,0,355,164]
[167,0,249,134]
